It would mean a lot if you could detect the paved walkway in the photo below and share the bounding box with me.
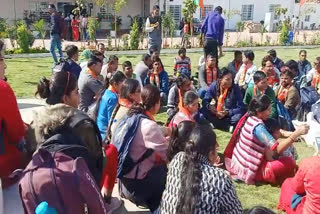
[17,98,151,214]
[6,45,320,59]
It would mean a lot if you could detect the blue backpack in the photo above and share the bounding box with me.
[276,100,294,131]
[112,113,153,178]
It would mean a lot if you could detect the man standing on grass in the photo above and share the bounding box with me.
[48,4,63,63]
[145,5,162,55]
[200,6,225,59]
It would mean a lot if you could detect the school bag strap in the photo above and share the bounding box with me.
[112,113,154,178]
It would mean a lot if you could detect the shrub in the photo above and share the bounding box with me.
[310,33,320,45]
[129,20,139,50]
[235,40,251,47]
[279,21,289,45]
[17,22,34,52]
[121,34,129,50]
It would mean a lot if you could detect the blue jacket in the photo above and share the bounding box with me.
[96,90,118,140]
[298,60,312,76]
[50,13,60,35]
[201,11,225,46]
[202,81,245,117]
[144,70,169,95]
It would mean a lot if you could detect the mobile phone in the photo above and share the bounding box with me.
[315,137,320,152]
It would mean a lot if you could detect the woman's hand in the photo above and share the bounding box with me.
[213,156,224,167]
[295,124,309,136]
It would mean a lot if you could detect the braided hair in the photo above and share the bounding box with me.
[175,124,218,214]
[167,121,196,162]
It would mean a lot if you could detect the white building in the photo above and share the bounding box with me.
[166,0,320,31]
[1,0,319,31]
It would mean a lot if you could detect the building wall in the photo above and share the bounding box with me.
[166,0,315,30]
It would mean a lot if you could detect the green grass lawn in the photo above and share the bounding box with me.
[6,48,317,212]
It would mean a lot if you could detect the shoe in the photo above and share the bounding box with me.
[105,197,123,214]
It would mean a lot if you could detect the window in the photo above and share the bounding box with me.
[29,1,50,20]
[241,4,254,21]
[305,15,310,22]
[57,2,71,14]
[200,5,213,20]
[269,4,281,20]
[169,5,181,24]
[98,6,114,22]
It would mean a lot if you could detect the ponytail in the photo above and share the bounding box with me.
[104,103,121,144]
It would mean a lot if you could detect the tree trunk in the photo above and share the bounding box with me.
[115,14,117,48]
[190,20,193,47]
[42,39,45,49]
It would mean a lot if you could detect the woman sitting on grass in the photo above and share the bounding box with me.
[158,124,243,214]
[225,95,309,185]
[201,68,245,131]
[96,71,126,140]
[116,85,170,212]
[169,91,199,127]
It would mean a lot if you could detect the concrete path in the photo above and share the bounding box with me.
[6,45,320,59]
[17,98,151,214]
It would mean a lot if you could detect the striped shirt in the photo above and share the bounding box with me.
[158,152,242,214]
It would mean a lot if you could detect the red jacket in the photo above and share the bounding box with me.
[0,80,25,178]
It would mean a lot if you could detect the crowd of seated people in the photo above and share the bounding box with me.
[1,35,320,214]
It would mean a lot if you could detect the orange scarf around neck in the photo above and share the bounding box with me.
[119,98,132,108]
[277,84,292,103]
[254,85,265,96]
[150,69,161,88]
[179,106,194,121]
[178,89,184,109]
[88,68,98,79]
[239,63,252,86]
[145,111,155,121]
[108,85,118,96]
[217,86,229,112]
[235,61,241,72]
[312,70,320,89]
[206,66,217,86]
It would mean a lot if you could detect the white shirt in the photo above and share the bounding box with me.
[235,64,258,87]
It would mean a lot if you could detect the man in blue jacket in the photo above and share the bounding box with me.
[65,45,81,79]
[48,4,63,63]
[200,6,225,59]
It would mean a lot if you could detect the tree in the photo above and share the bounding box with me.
[130,20,139,50]
[33,19,46,49]
[162,12,175,48]
[182,0,198,46]
[17,22,34,53]
[113,0,127,48]
[88,17,99,41]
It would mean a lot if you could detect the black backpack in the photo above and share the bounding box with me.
[52,58,72,75]
[40,113,103,184]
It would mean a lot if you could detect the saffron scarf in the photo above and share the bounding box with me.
[206,66,217,86]
[150,69,161,88]
[263,67,279,88]
[145,111,155,121]
[234,61,241,72]
[179,106,194,122]
[239,63,252,86]
[119,98,132,108]
[178,89,184,109]
[277,85,292,103]
[253,85,265,96]
[88,68,98,79]
[312,70,320,89]
[217,86,229,112]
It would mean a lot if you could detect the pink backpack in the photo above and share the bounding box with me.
[18,149,107,214]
